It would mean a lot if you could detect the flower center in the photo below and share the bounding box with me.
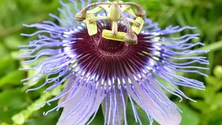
[72,22,151,79]
[98,39,125,54]
[74,22,130,57]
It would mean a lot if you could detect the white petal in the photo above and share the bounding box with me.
[127,75,181,125]
[57,81,104,125]
[102,83,126,125]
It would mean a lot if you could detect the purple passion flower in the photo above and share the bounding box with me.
[20,0,209,125]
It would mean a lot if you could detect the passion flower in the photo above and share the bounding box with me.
[20,0,209,125]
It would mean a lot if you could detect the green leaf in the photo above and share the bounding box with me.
[0,56,16,77]
[4,36,23,50]
[176,103,200,125]
[210,93,222,110]
[1,123,10,125]
[0,43,8,57]
[205,76,222,94]
[126,104,159,125]
[190,100,209,113]
[0,89,28,123]
[90,108,104,125]
[0,70,24,87]
[207,108,222,125]
[208,119,222,125]
[11,84,64,125]
[205,76,220,85]
[23,110,60,125]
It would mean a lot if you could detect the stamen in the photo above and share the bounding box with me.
[115,4,138,44]
[76,1,147,44]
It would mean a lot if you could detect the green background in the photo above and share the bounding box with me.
[0,0,222,125]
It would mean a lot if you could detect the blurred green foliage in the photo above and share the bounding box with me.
[0,0,222,125]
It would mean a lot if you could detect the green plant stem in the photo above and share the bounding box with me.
[198,40,222,52]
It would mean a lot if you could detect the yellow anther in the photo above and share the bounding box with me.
[86,13,97,36]
[132,17,144,34]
